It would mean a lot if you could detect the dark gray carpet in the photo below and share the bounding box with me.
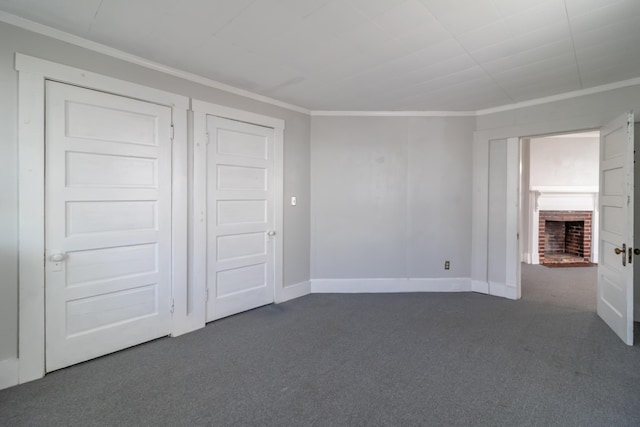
[521,262,597,312]
[2,267,640,426]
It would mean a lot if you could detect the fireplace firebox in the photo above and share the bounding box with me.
[538,211,592,264]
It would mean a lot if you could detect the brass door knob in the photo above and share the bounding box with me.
[615,244,627,266]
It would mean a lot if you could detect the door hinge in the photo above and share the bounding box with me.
[170,124,175,141]
[170,299,175,314]
[205,288,210,302]
[205,132,210,145]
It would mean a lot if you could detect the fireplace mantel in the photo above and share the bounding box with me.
[531,186,598,212]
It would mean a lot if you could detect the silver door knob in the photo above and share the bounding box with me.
[49,253,66,262]
[267,231,276,236]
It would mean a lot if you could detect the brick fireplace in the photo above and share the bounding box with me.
[538,210,592,264]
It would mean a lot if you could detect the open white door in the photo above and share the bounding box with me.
[598,111,634,345]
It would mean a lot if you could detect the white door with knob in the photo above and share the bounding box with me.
[597,111,634,345]
[206,116,276,321]
[45,81,174,371]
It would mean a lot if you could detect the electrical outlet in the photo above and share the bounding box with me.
[291,196,297,206]
[444,261,450,270]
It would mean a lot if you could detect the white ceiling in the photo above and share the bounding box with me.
[1,0,640,112]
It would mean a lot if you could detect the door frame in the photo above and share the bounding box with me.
[476,127,607,303]
[486,138,521,299]
[16,54,189,384]
[191,99,285,325]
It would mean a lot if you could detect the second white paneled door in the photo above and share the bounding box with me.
[597,111,635,345]
[45,81,174,371]
[206,116,275,321]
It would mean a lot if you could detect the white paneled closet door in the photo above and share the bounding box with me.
[45,81,174,371]
[206,116,275,322]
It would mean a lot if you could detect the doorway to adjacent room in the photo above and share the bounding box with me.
[519,130,600,310]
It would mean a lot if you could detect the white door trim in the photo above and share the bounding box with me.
[485,138,520,300]
[191,99,285,327]
[16,54,189,385]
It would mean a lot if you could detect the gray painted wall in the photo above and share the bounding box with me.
[311,116,475,279]
[0,21,311,362]
[529,136,599,187]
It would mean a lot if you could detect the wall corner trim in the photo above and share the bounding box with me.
[277,281,311,303]
[311,277,472,293]
[471,280,490,294]
[0,358,19,391]
[488,282,519,300]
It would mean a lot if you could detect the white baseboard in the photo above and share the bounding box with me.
[472,280,489,294]
[277,280,311,303]
[489,282,519,300]
[0,358,19,391]
[311,277,471,293]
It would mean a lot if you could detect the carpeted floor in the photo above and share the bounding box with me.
[1,265,640,426]
[521,262,597,312]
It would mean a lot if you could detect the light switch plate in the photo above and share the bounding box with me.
[291,196,297,206]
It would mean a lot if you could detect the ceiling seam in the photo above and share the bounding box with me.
[562,0,584,89]
[211,0,257,37]
[272,3,414,103]
[86,0,103,35]
[419,1,515,104]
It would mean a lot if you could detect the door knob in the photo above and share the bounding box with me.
[615,244,627,266]
[49,253,66,262]
[267,230,276,236]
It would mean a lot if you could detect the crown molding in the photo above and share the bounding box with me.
[2,10,640,119]
[474,77,640,116]
[310,110,475,117]
[311,74,640,117]
[0,11,310,115]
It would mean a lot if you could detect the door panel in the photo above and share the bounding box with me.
[45,81,173,371]
[597,111,634,345]
[206,116,275,321]
[66,152,158,188]
[487,138,520,299]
